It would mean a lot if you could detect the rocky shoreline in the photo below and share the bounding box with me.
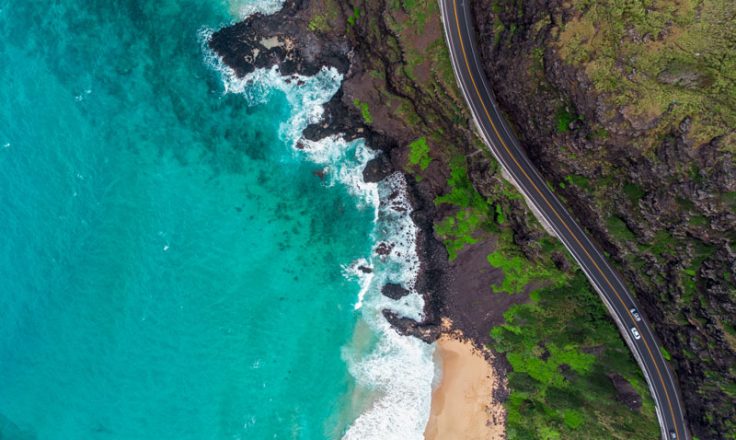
[208,0,675,437]
[212,0,445,338]
[209,0,519,355]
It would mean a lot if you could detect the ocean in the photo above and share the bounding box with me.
[0,1,435,439]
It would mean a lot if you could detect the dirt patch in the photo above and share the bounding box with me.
[442,240,528,348]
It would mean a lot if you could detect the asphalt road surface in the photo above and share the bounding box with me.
[439,1,689,438]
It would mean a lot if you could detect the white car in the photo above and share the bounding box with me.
[631,327,641,340]
[630,308,642,322]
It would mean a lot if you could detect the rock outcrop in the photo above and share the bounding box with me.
[472,0,736,436]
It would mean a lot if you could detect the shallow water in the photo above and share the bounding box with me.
[0,1,436,438]
[0,0,377,438]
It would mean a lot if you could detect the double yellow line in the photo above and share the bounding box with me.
[448,0,681,437]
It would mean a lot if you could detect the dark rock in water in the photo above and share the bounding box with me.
[608,373,643,411]
[357,265,373,274]
[312,168,327,180]
[208,0,350,78]
[374,242,394,256]
[302,89,365,142]
[381,283,410,300]
[363,153,394,183]
[209,0,498,403]
[382,309,441,343]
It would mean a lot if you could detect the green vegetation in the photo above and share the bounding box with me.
[433,157,567,291]
[407,137,431,170]
[307,14,330,33]
[399,0,432,31]
[689,214,708,227]
[492,274,660,439]
[433,157,497,260]
[495,204,505,224]
[606,216,636,241]
[487,243,564,294]
[352,98,373,125]
[564,174,590,190]
[434,157,489,209]
[661,346,672,361]
[554,106,578,133]
[557,0,736,149]
[347,6,361,27]
[623,183,645,203]
[434,209,483,260]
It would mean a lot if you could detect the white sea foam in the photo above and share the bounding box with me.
[341,172,434,440]
[201,36,343,146]
[204,25,436,440]
[299,136,380,213]
[227,0,285,19]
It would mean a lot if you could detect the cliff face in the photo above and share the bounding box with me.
[471,0,736,437]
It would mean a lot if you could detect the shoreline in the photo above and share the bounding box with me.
[208,2,515,437]
[424,328,505,440]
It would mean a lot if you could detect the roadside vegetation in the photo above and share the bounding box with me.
[482,0,736,434]
[308,0,665,437]
[430,152,660,439]
[493,273,661,439]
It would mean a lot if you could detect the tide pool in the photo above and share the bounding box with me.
[0,0,381,438]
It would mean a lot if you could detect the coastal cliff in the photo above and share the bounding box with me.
[471,0,735,437]
[209,0,677,438]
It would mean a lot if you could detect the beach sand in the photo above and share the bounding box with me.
[424,335,505,440]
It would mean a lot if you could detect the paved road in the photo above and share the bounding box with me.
[439,1,689,438]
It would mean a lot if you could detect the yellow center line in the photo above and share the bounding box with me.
[449,0,680,437]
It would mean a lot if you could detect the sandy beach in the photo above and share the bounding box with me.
[424,334,505,440]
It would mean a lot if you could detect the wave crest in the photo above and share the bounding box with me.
[204,32,435,440]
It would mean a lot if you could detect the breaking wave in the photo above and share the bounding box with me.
[204,26,435,440]
[227,0,285,19]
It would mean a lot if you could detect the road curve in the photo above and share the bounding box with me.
[439,1,689,438]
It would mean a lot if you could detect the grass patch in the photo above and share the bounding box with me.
[433,157,498,259]
[565,175,590,190]
[435,209,482,260]
[555,106,578,133]
[487,247,563,294]
[689,215,708,227]
[407,136,431,170]
[352,98,373,125]
[606,216,636,241]
[434,156,488,209]
[308,14,330,32]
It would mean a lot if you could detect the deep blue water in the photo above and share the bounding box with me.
[0,1,377,438]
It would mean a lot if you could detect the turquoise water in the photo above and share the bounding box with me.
[0,1,378,438]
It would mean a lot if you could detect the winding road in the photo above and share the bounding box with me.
[439,1,689,438]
